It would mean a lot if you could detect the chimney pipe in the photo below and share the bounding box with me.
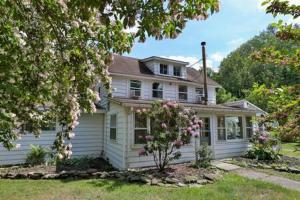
[201,41,208,105]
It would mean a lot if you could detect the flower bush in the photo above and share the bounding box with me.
[246,130,281,160]
[138,101,193,171]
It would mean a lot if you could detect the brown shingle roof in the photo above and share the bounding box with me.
[109,54,221,87]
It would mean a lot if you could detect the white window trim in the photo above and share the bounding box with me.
[159,64,169,75]
[132,113,151,147]
[152,82,164,99]
[217,115,245,142]
[178,85,188,101]
[129,80,142,97]
[110,114,117,141]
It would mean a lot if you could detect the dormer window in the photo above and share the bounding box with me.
[178,85,188,101]
[173,66,181,77]
[152,82,163,98]
[160,64,168,75]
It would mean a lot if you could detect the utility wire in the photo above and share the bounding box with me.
[187,59,202,68]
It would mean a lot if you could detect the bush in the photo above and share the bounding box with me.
[26,145,48,166]
[246,131,280,160]
[196,143,213,168]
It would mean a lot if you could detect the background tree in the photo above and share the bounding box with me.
[216,88,237,104]
[0,0,219,158]
[213,26,300,98]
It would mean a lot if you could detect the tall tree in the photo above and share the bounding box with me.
[214,26,300,98]
[0,0,219,158]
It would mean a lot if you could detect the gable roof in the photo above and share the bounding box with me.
[223,100,268,115]
[109,54,221,87]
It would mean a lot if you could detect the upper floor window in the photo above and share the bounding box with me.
[173,66,181,76]
[246,116,253,138]
[152,82,163,98]
[160,64,168,75]
[178,85,188,101]
[130,80,141,97]
[217,116,243,141]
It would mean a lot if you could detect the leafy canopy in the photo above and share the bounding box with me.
[0,0,219,158]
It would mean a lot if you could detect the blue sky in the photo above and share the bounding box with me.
[125,0,299,71]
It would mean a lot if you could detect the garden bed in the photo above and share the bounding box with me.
[0,160,223,187]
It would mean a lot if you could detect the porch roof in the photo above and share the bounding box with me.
[110,97,258,114]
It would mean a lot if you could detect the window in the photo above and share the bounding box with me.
[134,113,148,144]
[200,117,211,145]
[178,85,188,101]
[173,66,181,76]
[160,64,168,75]
[152,82,163,98]
[130,80,141,97]
[23,122,56,132]
[246,116,253,138]
[195,87,204,97]
[217,116,243,141]
[110,114,117,140]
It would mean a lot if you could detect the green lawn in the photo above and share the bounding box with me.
[0,174,299,200]
[281,143,300,158]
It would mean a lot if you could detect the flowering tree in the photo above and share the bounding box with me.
[0,0,219,159]
[138,101,205,171]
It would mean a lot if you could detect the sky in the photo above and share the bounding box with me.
[125,0,300,71]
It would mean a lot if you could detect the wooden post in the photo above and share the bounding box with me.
[201,42,208,105]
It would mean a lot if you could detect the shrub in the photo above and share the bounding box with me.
[26,145,48,166]
[195,142,213,168]
[246,131,280,160]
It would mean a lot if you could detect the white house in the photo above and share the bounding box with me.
[0,55,262,169]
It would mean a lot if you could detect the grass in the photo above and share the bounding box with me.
[0,174,300,200]
[280,143,300,158]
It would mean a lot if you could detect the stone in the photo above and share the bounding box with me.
[28,172,43,179]
[177,182,187,187]
[151,178,160,185]
[288,167,300,174]
[78,172,90,178]
[42,174,59,179]
[100,172,110,179]
[15,173,28,179]
[196,179,209,185]
[165,177,178,184]
[139,176,151,184]
[127,175,141,182]
[6,173,16,179]
[203,173,223,181]
[92,172,103,177]
[183,176,198,184]
[58,171,69,179]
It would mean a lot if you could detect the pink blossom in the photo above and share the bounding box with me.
[145,135,154,141]
[192,131,200,138]
[173,140,183,149]
[138,149,146,156]
[187,127,192,133]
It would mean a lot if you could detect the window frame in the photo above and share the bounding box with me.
[245,116,254,139]
[129,80,142,97]
[173,66,181,77]
[217,116,244,141]
[159,64,168,75]
[178,85,188,101]
[152,82,163,99]
[110,114,117,141]
[134,112,150,145]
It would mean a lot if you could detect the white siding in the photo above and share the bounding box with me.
[111,76,128,98]
[0,113,104,165]
[104,102,127,169]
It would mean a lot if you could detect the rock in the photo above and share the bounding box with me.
[15,173,28,179]
[42,174,59,179]
[196,179,209,185]
[165,177,178,184]
[139,176,151,184]
[100,172,110,179]
[58,171,69,179]
[127,175,141,182]
[151,178,160,185]
[203,173,223,181]
[92,172,103,177]
[177,182,187,187]
[183,176,198,184]
[288,167,300,174]
[28,172,43,179]
[6,173,16,179]
[276,166,288,172]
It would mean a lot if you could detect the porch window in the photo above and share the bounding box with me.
[246,116,253,138]
[130,80,141,97]
[110,114,117,140]
[160,64,168,75]
[152,82,163,98]
[200,117,211,145]
[178,85,188,101]
[173,66,181,76]
[217,116,243,141]
[134,113,148,144]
